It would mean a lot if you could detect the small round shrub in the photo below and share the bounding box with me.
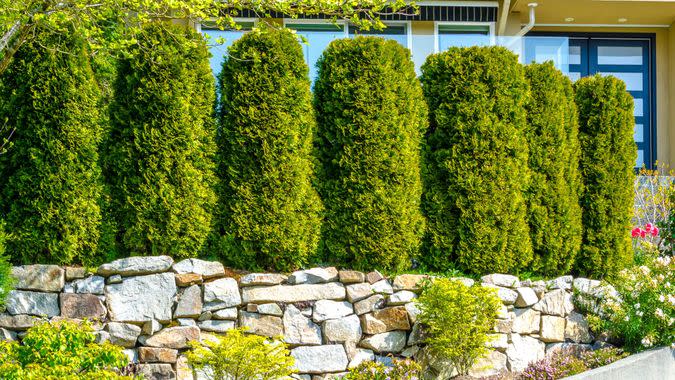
[314,36,426,272]
[574,75,636,278]
[214,27,322,271]
[524,62,583,276]
[420,46,533,274]
[0,26,103,265]
[104,22,217,259]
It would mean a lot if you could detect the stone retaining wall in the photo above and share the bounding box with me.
[0,256,611,379]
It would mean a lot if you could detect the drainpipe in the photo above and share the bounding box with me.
[514,2,538,38]
[497,0,511,36]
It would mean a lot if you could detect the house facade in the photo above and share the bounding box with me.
[197,0,675,169]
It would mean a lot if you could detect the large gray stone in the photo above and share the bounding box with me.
[354,294,385,315]
[565,312,593,343]
[174,285,202,318]
[239,311,283,337]
[257,303,283,317]
[506,334,545,372]
[547,275,573,290]
[572,278,602,295]
[12,265,64,292]
[359,331,406,353]
[533,289,574,317]
[323,314,361,343]
[198,320,235,333]
[60,293,106,319]
[346,283,374,303]
[0,314,39,330]
[481,274,520,288]
[288,267,339,285]
[283,305,322,345]
[172,259,224,279]
[5,290,59,317]
[107,322,142,348]
[511,308,541,334]
[98,256,174,276]
[238,273,287,287]
[515,287,539,307]
[139,363,176,380]
[242,283,345,304]
[361,306,410,334]
[371,280,394,295]
[291,345,348,374]
[212,308,238,320]
[540,315,565,343]
[72,276,105,294]
[138,347,178,363]
[145,326,200,349]
[392,274,429,291]
[0,327,17,341]
[202,278,242,311]
[313,300,353,322]
[388,290,416,305]
[106,273,177,322]
[483,284,518,305]
[469,350,508,377]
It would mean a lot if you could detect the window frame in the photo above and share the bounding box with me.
[433,21,496,53]
[196,17,258,34]
[348,21,413,50]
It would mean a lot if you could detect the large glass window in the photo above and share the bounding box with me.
[348,24,408,47]
[437,24,491,51]
[286,23,347,82]
[201,21,254,77]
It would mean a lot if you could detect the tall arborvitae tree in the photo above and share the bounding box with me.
[214,28,322,271]
[104,22,217,258]
[420,47,533,275]
[524,62,583,276]
[575,75,636,278]
[313,37,427,272]
[0,26,103,265]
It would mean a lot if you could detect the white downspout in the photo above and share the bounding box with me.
[515,2,538,38]
[497,0,511,36]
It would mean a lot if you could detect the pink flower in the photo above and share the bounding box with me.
[640,230,647,238]
[645,223,653,232]
[632,228,642,238]
[652,227,659,237]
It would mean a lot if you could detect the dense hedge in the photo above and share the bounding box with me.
[575,75,636,278]
[103,22,217,258]
[0,222,11,309]
[420,47,533,274]
[214,28,322,271]
[314,37,426,272]
[0,27,103,265]
[524,62,583,276]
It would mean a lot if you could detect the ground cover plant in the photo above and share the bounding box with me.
[213,27,322,272]
[342,358,421,379]
[520,347,627,379]
[420,46,533,275]
[314,36,426,272]
[104,21,217,259]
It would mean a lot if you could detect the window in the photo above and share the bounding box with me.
[436,24,492,51]
[201,21,255,77]
[285,22,347,82]
[348,23,410,48]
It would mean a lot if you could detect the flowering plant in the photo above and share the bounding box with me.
[342,359,421,380]
[520,348,627,379]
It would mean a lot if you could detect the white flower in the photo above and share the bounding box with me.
[639,266,650,276]
[636,311,644,317]
[634,303,641,309]
[659,294,666,302]
[624,315,630,322]
[655,308,665,319]
[642,337,653,347]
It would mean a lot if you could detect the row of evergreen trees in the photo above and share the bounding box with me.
[0,22,635,278]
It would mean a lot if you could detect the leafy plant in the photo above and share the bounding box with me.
[574,74,636,278]
[416,278,502,376]
[634,164,675,255]
[186,328,295,380]
[0,320,132,379]
[420,46,533,274]
[0,222,12,310]
[342,358,422,380]
[524,62,583,276]
[104,21,217,259]
[314,36,427,272]
[212,27,322,271]
[0,24,103,265]
[520,347,627,379]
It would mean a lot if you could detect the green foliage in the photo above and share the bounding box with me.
[574,75,636,278]
[104,22,217,258]
[0,320,132,380]
[0,222,12,310]
[314,36,426,272]
[416,278,501,375]
[214,27,322,271]
[0,25,103,265]
[585,246,674,352]
[521,347,627,379]
[420,46,533,274]
[342,358,422,379]
[186,327,295,380]
[524,62,583,276]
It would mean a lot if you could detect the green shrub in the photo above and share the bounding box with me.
[0,222,13,310]
[574,75,636,278]
[187,327,295,380]
[0,26,103,265]
[420,46,533,274]
[342,358,422,380]
[104,22,217,258]
[0,320,132,379]
[416,278,502,376]
[524,62,583,276]
[214,27,322,271]
[314,37,426,272]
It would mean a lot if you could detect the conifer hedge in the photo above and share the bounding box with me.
[0,27,103,265]
[214,28,322,271]
[524,62,583,276]
[104,22,217,258]
[420,47,533,275]
[574,75,636,278]
[314,37,427,272]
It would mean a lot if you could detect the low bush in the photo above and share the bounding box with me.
[524,62,582,276]
[0,223,12,310]
[420,46,533,275]
[0,320,132,379]
[575,75,636,278]
[520,347,627,379]
[416,278,502,375]
[342,358,421,380]
[104,22,217,259]
[0,25,103,265]
[214,27,322,271]
[186,328,295,380]
[314,36,426,272]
